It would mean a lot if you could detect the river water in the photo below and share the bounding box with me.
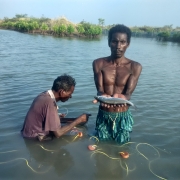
[0,29,180,180]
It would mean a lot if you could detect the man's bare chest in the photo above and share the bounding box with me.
[101,65,132,85]
[102,64,132,77]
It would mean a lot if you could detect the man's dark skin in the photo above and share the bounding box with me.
[93,32,142,112]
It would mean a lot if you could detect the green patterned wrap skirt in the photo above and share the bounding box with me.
[95,107,134,144]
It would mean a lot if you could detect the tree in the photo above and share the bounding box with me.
[157,31,170,41]
[67,24,75,34]
[14,20,29,32]
[40,23,49,34]
[15,14,28,19]
[58,24,67,35]
[52,24,59,35]
[98,18,105,27]
[76,24,85,34]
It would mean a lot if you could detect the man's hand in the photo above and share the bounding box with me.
[76,113,91,124]
[59,113,66,118]
[112,93,127,107]
[53,113,91,138]
[113,93,127,99]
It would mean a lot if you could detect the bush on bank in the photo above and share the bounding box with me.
[130,25,180,42]
[0,15,102,38]
[0,15,180,42]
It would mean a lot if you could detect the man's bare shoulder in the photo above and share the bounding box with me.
[127,58,142,74]
[127,58,142,68]
[93,57,109,68]
[93,57,109,63]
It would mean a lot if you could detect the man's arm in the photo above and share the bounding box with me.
[123,62,142,100]
[93,59,104,95]
[92,59,112,106]
[93,59,110,96]
[52,114,88,138]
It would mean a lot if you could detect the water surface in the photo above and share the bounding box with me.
[0,30,180,180]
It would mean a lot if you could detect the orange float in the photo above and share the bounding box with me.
[119,151,129,159]
[88,145,97,151]
[78,132,83,137]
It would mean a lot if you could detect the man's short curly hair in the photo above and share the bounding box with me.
[52,74,76,92]
[108,24,131,45]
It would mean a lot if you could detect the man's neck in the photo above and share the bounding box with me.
[51,90,59,101]
[110,56,126,66]
[48,90,59,109]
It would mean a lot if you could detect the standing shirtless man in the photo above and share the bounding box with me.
[93,24,142,143]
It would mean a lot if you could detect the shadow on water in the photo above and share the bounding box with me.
[23,138,74,177]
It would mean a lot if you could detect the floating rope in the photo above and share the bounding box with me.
[70,127,83,135]
[88,137,168,180]
[0,144,58,174]
[58,107,68,117]
[0,150,17,153]
[89,136,99,143]
[37,144,57,152]
[119,158,136,173]
[109,115,118,130]
[91,149,120,160]
[0,137,169,179]
[124,162,129,176]
[72,132,83,142]
[136,143,167,180]
[0,158,51,174]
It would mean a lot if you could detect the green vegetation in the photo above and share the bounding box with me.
[40,23,49,34]
[0,14,102,38]
[76,24,85,34]
[130,25,180,42]
[67,24,75,34]
[79,21,102,37]
[0,14,180,42]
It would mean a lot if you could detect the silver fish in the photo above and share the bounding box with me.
[94,96,135,107]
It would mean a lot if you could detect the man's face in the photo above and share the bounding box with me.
[58,86,75,102]
[109,33,129,58]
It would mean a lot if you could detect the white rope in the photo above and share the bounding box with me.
[109,115,118,130]
[58,107,68,117]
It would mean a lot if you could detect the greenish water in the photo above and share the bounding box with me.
[0,30,180,180]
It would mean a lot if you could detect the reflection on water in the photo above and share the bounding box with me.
[24,139,74,176]
[0,30,180,179]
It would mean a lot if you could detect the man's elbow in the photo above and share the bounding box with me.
[52,131,62,138]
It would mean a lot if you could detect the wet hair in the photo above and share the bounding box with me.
[108,24,131,45]
[52,74,76,92]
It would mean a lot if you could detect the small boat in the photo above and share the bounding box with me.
[60,115,91,126]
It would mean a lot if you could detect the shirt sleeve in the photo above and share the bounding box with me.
[44,100,61,132]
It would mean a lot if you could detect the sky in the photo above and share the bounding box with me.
[0,0,180,27]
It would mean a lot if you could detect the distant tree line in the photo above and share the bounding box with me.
[0,14,180,42]
[0,14,102,38]
[103,24,180,43]
[130,25,180,42]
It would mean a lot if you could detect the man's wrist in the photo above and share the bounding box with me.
[75,117,82,124]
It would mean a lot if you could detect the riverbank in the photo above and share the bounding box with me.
[1,15,180,42]
[0,16,102,39]
[0,27,91,38]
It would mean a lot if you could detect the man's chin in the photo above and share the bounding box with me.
[116,53,123,58]
[112,53,122,58]
[61,99,68,102]
[113,55,122,59]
